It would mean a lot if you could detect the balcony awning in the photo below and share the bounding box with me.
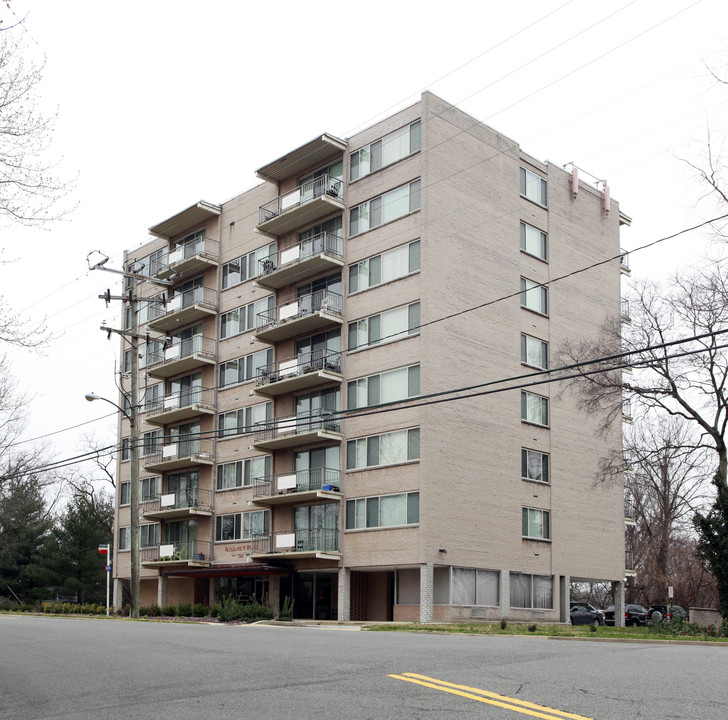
[161,563,292,578]
[255,134,347,183]
[149,201,222,239]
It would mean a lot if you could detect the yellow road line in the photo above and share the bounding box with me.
[388,673,594,720]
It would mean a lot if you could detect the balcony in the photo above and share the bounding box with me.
[154,237,219,280]
[251,409,341,451]
[624,499,636,525]
[257,175,345,236]
[620,298,630,322]
[625,550,636,576]
[254,289,343,344]
[143,439,215,472]
[146,335,216,379]
[141,488,213,520]
[145,387,216,425]
[252,468,341,506]
[254,349,342,397]
[620,249,631,276]
[141,540,211,567]
[147,286,218,333]
[250,528,339,560]
[622,399,632,423]
[255,233,344,290]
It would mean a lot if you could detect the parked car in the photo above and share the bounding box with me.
[603,603,649,626]
[647,604,688,623]
[570,602,604,626]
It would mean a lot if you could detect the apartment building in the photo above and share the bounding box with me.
[112,92,632,623]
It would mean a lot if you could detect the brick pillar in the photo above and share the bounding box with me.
[338,567,350,622]
[560,575,571,623]
[157,574,167,608]
[612,580,625,627]
[420,563,434,623]
[500,570,510,620]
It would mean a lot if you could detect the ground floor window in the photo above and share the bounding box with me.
[452,568,500,606]
[510,573,553,609]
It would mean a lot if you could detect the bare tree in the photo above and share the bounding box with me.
[0,24,72,227]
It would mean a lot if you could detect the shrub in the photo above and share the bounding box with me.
[528,624,537,633]
[162,605,178,617]
[192,603,208,617]
[209,602,221,619]
[279,595,294,620]
[177,602,193,617]
[500,619,507,630]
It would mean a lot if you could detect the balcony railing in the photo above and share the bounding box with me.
[255,289,343,342]
[147,286,218,332]
[140,540,210,564]
[253,468,341,499]
[256,349,342,388]
[620,249,630,274]
[258,175,344,226]
[254,409,341,443]
[146,335,216,378]
[620,298,630,320]
[624,499,635,521]
[622,399,632,421]
[143,438,214,470]
[141,488,212,517]
[155,237,219,277]
[145,387,216,423]
[625,550,635,571]
[251,528,339,555]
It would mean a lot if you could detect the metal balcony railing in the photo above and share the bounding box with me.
[146,335,216,369]
[625,550,635,570]
[258,175,344,225]
[258,233,343,277]
[140,540,210,563]
[253,468,341,498]
[254,409,341,443]
[621,298,630,320]
[166,286,217,314]
[620,249,630,270]
[256,289,343,332]
[143,438,214,467]
[256,349,342,387]
[624,498,636,520]
[622,399,632,420]
[145,387,216,418]
[157,237,219,273]
[141,488,212,515]
[251,528,339,555]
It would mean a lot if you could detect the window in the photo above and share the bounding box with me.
[348,365,420,409]
[346,492,419,529]
[520,334,548,369]
[350,120,421,181]
[219,348,273,388]
[141,430,162,457]
[215,510,269,542]
[510,573,553,609]
[218,402,272,438]
[140,523,160,548]
[348,302,420,351]
[451,568,500,606]
[350,179,421,236]
[349,240,421,294]
[123,349,132,374]
[222,243,276,288]
[520,222,547,260]
[120,437,130,461]
[220,296,274,339]
[347,428,420,469]
[118,526,130,551]
[217,456,272,490]
[520,167,547,206]
[119,481,130,505]
[520,277,548,315]
[521,391,549,427]
[142,383,163,413]
[522,508,550,540]
[521,448,549,484]
[140,476,160,501]
[299,216,342,245]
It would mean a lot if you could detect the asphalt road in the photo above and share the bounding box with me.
[1,615,726,720]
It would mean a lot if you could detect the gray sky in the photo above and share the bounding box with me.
[1,0,727,475]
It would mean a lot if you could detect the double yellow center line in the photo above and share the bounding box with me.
[389,673,594,720]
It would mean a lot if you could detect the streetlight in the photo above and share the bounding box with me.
[86,390,140,619]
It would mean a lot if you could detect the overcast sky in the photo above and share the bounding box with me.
[1,0,727,477]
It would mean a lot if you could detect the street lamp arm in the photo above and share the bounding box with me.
[85,392,134,427]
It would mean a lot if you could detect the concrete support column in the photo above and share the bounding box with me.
[269,575,280,616]
[113,578,123,612]
[612,580,625,627]
[157,574,167,608]
[420,563,434,623]
[208,577,216,607]
[560,575,571,623]
[500,570,510,620]
[337,567,351,622]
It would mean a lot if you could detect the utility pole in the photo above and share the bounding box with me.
[88,252,170,620]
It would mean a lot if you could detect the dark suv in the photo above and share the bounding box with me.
[647,604,688,623]
[570,602,604,626]
[603,603,649,626]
